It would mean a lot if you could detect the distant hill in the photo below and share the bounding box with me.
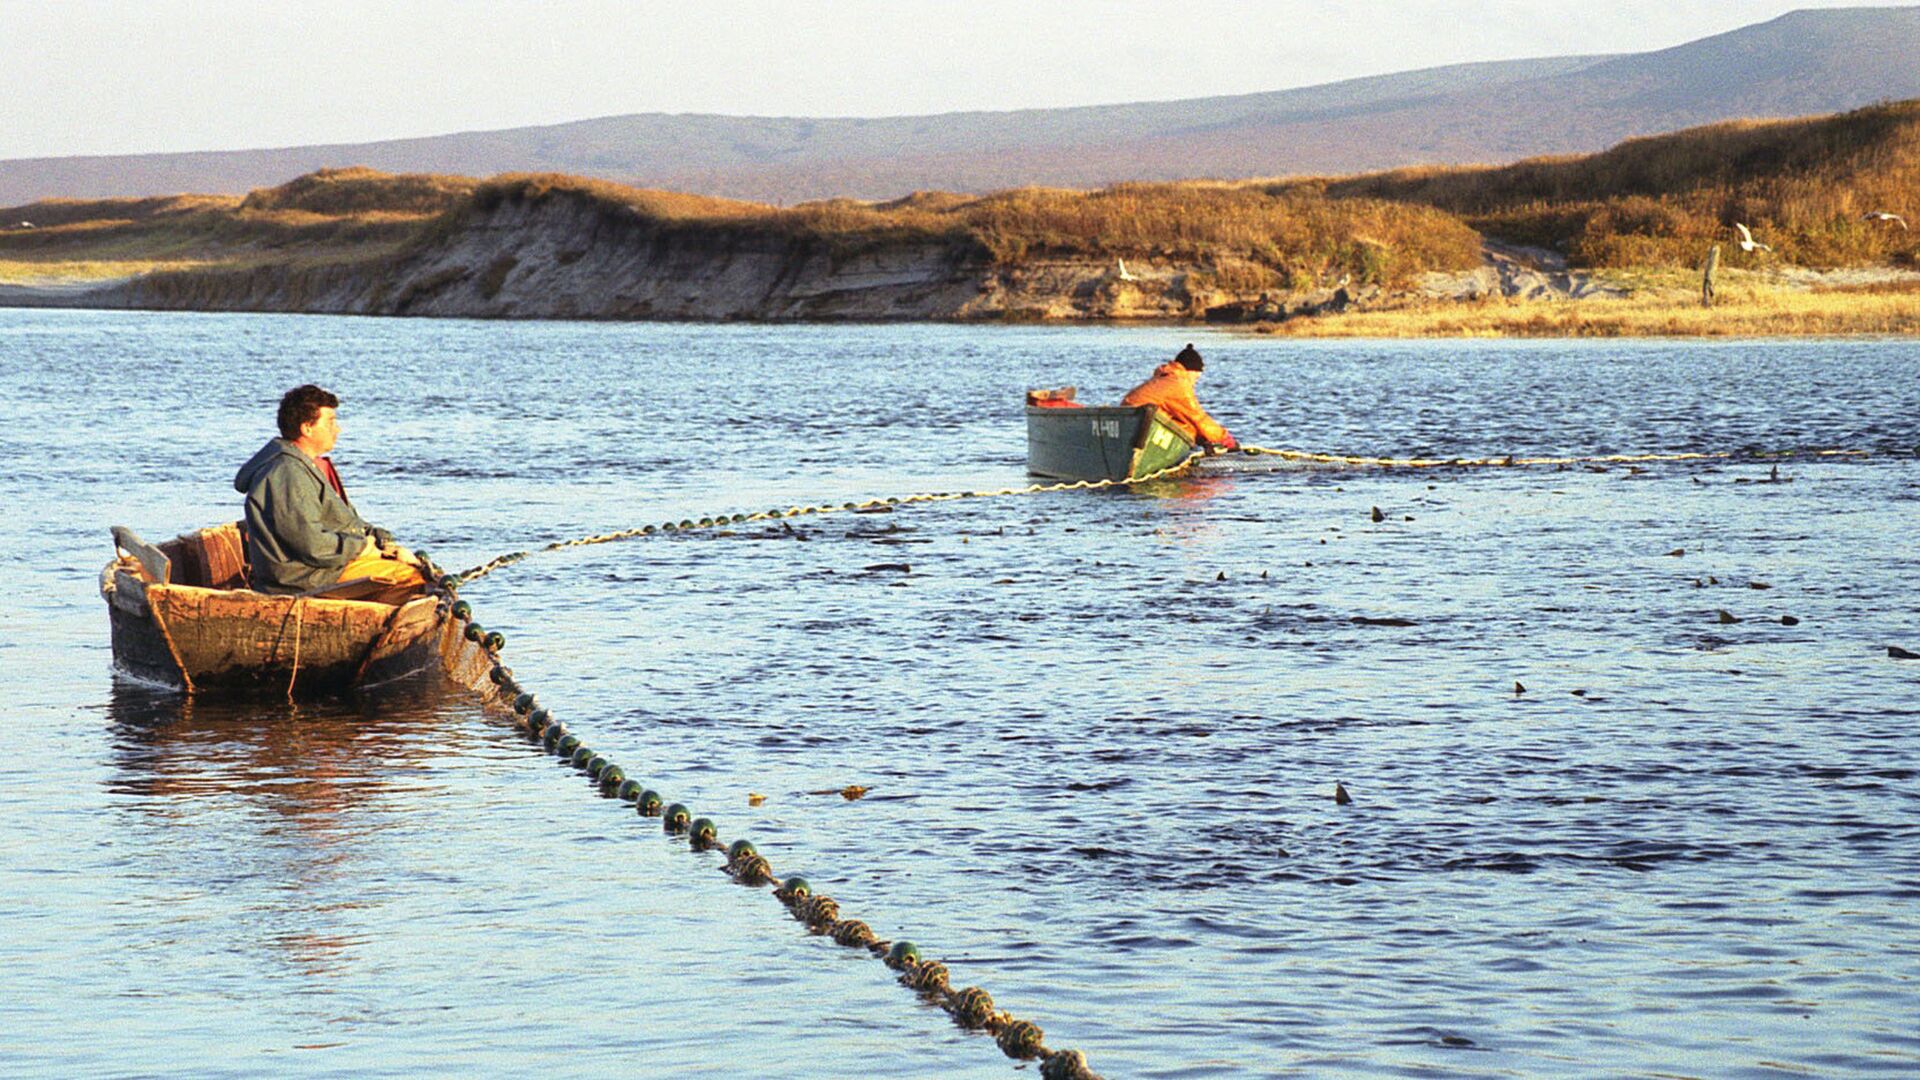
[5,8,1920,205]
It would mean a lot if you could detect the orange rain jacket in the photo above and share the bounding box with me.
[1120,362,1235,449]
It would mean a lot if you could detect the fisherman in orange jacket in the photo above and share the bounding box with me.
[1121,344,1237,452]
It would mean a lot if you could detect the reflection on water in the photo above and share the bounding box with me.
[3,312,1917,1078]
[103,678,479,981]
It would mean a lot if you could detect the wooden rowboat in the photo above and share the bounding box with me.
[1025,387,1197,483]
[101,523,497,696]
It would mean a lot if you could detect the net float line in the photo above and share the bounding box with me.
[449,444,1871,586]
[451,598,1103,1079]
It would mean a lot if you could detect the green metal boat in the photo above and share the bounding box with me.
[1025,387,1197,482]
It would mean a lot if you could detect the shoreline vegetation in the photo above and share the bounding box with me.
[2,102,1917,335]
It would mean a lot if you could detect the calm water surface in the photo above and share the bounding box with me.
[1,310,1916,1078]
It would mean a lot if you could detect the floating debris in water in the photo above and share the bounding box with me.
[1371,506,1385,522]
[1890,646,1920,660]
[1780,616,1800,626]
[1334,782,1352,805]
[1571,689,1587,697]
[1749,581,1772,590]
[863,563,911,573]
[809,785,871,800]
[1216,571,1227,581]
[1514,681,1526,695]
[1718,609,1740,624]
[1351,615,1417,627]
[748,792,767,806]
[1667,548,1686,557]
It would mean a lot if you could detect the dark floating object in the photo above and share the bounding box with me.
[778,876,812,901]
[863,563,910,573]
[483,630,506,652]
[1371,506,1385,523]
[1216,571,1227,581]
[664,803,692,832]
[464,622,485,642]
[885,940,921,969]
[1334,782,1352,805]
[1780,615,1800,626]
[689,817,720,849]
[1749,581,1772,590]
[1514,681,1526,695]
[450,599,472,621]
[1890,646,1920,660]
[1351,615,1417,627]
[1709,576,1719,585]
[636,789,664,815]
[1717,609,1740,624]
[1666,548,1686,557]
[1571,689,1587,697]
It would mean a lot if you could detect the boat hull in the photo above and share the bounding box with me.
[1026,404,1195,482]
[101,523,499,697]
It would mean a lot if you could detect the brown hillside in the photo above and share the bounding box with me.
[1302,101,1920,267]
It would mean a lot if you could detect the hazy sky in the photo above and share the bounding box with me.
[0,1,1890,159]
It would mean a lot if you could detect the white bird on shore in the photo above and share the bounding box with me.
[1863,211,1908,230]
[1116,257,1137,282]
[14,220,31,229]
[1733,222,1772,253]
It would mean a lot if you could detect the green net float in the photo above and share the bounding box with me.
[570,746,594,769]
[659,521,677,532]
[483,630,506,652]
[450,600,472,621]
[996,1019,1045,1061]
[778,876,811,901]
[698,517,714,528]
[556,733,581,757]
[615,778,642,801]
[636,790,663,816]
[727,839,757,861]
[885,940,921,970]
[438,573,461,591]
[952,986,995,1029]
[513,692,536,715]
[584,754,608,778]
[663,803,691,832]
[689,817,719,848]
[543,724,569,751]
[1039,1049,1092,1080]
[488,665,512,686]
[527,706,550,728]
[679,519,695,529]
[464,622,485,643]
[597,763,624,786]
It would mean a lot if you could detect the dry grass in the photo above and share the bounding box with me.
[0,257,220,285]
[466,173,1483,285]
[1284,100,1920,269]
[238,167,476,215]
[1258,279,1920,337]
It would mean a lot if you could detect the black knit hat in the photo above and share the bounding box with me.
[1174,344,1203,371]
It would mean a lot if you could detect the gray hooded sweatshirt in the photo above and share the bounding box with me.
[234,438,381,594]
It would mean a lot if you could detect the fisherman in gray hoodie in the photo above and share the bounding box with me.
[234,384,424,599]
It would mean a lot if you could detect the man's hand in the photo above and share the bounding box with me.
[383,544,420,567]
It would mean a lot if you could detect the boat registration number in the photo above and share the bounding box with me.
[1091,418,1123,439]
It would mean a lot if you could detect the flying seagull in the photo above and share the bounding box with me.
[1734,222,1772,253]
[1116,257,1137,282]
[1863,211,1908,230]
